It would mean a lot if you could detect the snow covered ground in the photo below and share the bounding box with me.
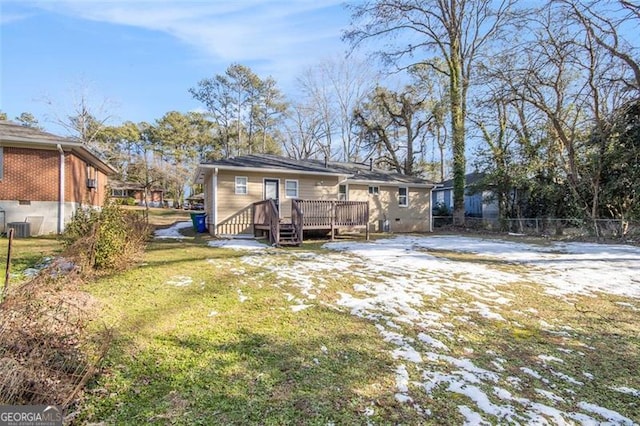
[154,221,193,239]
[158,221,639,424]
[232,235,640,425]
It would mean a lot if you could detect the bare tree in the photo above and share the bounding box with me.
[282,102,327,160]
[345,0,517,224]
[296,55,378,161]
[40,78,115,146]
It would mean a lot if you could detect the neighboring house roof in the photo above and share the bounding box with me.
[186,192,204,201]
[108,180,164,192]
[434,172,486,191]
[0,120,117,175]
[196,154,434,187]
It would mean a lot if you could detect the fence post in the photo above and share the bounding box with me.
[330,201,335,241]
[3,228,15,301]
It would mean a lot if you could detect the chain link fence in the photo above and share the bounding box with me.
[433,216,640,240]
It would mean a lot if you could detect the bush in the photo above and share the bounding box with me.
[61,202,152,272]
[433,201,451,216]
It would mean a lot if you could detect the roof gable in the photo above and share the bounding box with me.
[0,120,116,174]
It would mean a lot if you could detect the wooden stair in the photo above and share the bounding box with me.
[278,222,301,246]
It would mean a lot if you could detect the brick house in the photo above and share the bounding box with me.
[0,121,116,235]
[108,180,165,207]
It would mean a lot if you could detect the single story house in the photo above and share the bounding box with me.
[0,120,116,235]
[109,180,164,207]
[194,154,435,245]
[432,172,498,218]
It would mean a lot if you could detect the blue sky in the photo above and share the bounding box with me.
[0,1,353,134]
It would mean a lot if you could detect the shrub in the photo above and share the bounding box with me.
[61,202,152,272]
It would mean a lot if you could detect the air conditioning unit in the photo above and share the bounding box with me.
[86,178,97,189]
[7,222,31,238]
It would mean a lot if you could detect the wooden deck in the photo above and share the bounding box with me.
[253,199,370,246]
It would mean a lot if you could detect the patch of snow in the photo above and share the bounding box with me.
[154,221,192,239]
[577,401,636,425]
[208,238,267,251]
[458,405,489,425]
[166,275,193,287]
[538,354,564,364]
[291,304,312,312]
[610,386,640,397]
[237,289,249,302]
[417,333,450,351]
[535,388,565,403]
[551,370,584,386]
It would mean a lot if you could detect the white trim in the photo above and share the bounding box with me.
[197,163,348,178]
[398,186,409,207]
[338,183,348,201]
[56,144,65,233]
[212,169,218,236]
[235,176,248,195]
[263,178,281,218]
[284,179,299,199]
[347,178,435,188]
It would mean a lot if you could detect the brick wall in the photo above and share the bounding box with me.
[0,147,59,200]
[0,146,107,207]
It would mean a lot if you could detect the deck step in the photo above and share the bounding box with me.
[278,222,300,246]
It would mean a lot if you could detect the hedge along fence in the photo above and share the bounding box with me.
[433,216,640,239]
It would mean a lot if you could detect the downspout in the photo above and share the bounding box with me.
[429,186,434,233]
[56,144,65,233]
[211,168,218,236]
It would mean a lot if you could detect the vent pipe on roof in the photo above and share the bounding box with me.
[324,154,328,168]
[369,158,373,171]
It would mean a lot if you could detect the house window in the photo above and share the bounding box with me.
[368,186,379,196]
[338,184,347,201]
[285,180,299,198]
[86,164,98,189]
[235,176,248,195]
[398,187,409,207]
[111,189,127,197]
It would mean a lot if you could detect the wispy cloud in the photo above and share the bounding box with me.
[27,1,349,80]
[0,12,32,25]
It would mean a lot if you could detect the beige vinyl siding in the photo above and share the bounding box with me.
[203,167,432,235]
[347,183,431,232]
[214,170,343,234]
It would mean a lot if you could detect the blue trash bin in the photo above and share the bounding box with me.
[194,213,207,233]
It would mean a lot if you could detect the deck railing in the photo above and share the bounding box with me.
[253,199,370,245]
[291,199,304,244]
[292,199,369,240]
[252,199,280,245]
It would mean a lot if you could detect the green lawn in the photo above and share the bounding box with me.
[74,229,640,425]
[78,239,407,424]
[5,215,637,424]
[0,234,62,293]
